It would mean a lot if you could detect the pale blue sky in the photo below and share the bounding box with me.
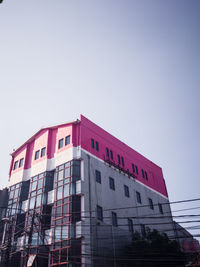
[0,0,199,239]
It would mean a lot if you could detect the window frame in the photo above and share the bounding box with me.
[19,158,24,168]
[41,147,46,157]
[65,135,70,146]
[124,185,130,198]
[58,138,64,149]
[136,191,142,204]
[95,141,99,151]
[148,198,154,210]
[112,211,118,227]
[109,177,115,190]
[128,218,133,232]
[158,203,163,214]
[35,150,40,160]
[97,205,103,221]
[95,170,101,184]
[91,138,95,149]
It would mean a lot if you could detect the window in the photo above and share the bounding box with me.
[142,169,145,178]
[95,170,101,184]
[128,218,133,232]
[145,171,148,180]
[148,198,154,210]
[121,156,124,167]
[106,148,109,158]
[97,205,103,221]
[110,150,113,160]
[19,158,24,168]
[112,212,118,226]
[132,164,135,173]
[35,150,40,160]
[58,138,64,149]
[91,138,94,148]
[109,177,115,190]
[65,135,70,146]
[117,155,120,165]
[136,191,142,204]
[135,165,138,175]
[41,147,46,157]
[95,141,99,151]
[158,203,163,214]
[124,185,129,198]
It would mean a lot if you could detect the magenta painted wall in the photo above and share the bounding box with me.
[80,115,168,197]
[9,116,168,197]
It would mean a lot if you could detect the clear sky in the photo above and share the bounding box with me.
[0,0,200,240]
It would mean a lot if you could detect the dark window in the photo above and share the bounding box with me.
[142,169,145,178]
[65,135,70,146]
[58,138,64,149]
[106,147,109,157]
[13,161,18,170]
[110,150,113,160]
[117,155,120,165]
[141,224,146,237]
[135,166,138,175]
[109,177,115,190]
[95,141,99,151]
[95,170,101,184]
[136,191,142,204]
[19,158,24,168]
[97,205,103,221]
[35,150,40,160]
[145,171,148,180]
[41,147,46,157]
[148,198,154,210]
[91,138,95,148]
[112,212,118,226]
[124,185,129,198]
[128,218,133,232]
[132,164,135,173]
[158,203,163,214]
[121,156,124,167]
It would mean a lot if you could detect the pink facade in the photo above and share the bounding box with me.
[10,115,168,197]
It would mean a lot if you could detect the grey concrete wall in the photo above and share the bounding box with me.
[80,150,175,266]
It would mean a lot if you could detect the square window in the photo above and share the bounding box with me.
[91,138,94,148]
[65,135,70,146]
[121,156,124,167]
[110,150,113,160]
[117,155,120,165]
[13,161,18,170]
[109,177,115,190]
[19,158,24,168]
[96,141,99,151]
[158,203,163,214]
[95,170,101,184]
[148,198,154,210]
[41,147,46,157]
[124,185,129,198]
[136,191,142,204]
[97,205,103,221]
[35,150,40,160]
[58,138,64,149]
[112,212,118,227]
[106,148,109,158]
[128,218,133,232]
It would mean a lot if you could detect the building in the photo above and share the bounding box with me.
[1,115,175,267]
